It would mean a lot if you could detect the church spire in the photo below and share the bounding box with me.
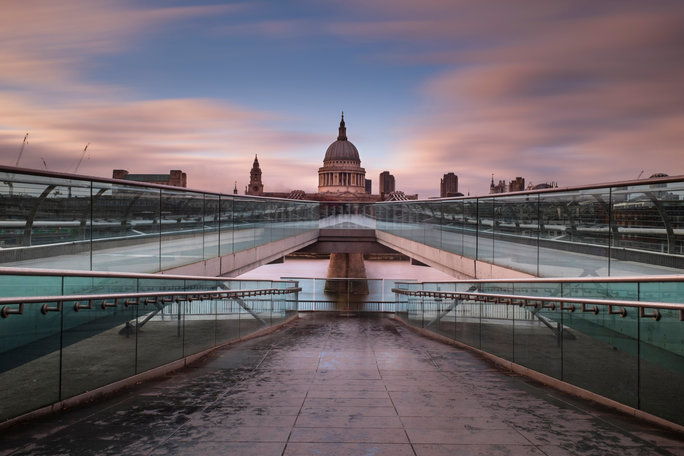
[246,154,263,195]
[337,111,347,141]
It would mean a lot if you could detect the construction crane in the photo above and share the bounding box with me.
[74,143,90,173]
[15,132,29,166]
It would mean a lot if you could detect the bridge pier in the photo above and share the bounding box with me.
[325,253,368,295]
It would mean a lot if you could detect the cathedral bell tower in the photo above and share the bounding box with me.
[245,155,264,195]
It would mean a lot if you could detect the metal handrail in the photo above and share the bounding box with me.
[0,287,301,318]
[393,275,684,285]
[0,267,299,283]
[391,288,684,319]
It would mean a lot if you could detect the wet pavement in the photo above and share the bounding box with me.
[1,313,683,456]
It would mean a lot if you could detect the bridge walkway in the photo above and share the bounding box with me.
[1,314,682,456]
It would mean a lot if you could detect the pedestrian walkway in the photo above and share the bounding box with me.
[1,313,682,456]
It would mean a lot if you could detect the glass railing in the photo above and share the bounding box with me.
[318,202,376,229]
[373,176,684,277]
[0,166,319,274]
[393,276,684,426]
[284,277,410,312]
[0,270,300,424]
[3,269,683,428]
[3,167,682,278]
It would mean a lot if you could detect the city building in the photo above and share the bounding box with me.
[245,155,264,196]
[490,176,542,193]
[440,172,459,197]
[112,169,187,187]
[527,181,559,190]
[241,114,415,201]
[379,171,395,197]
[490,175,507,194]
[509,177,525,192]
[317,113,367,196]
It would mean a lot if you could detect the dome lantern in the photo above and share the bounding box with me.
[337,111,347,141]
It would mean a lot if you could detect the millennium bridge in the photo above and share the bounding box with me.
[0,164,683,455]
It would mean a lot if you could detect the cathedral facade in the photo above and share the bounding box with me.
[244,114,398,202]
[317,114,367,195]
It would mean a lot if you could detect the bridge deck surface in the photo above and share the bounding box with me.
[1,313,682,456]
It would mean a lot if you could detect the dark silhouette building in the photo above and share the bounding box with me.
[245,155,264,195]
[528,181,558,190]
[112,169,187,187]
[365,179,372,194]
[490,175,557,193]
[509,177,525,192]
[379,171,395,197]
[440,172,459,197]
[490,175,507,194]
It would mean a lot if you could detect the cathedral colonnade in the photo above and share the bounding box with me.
[319,172,364,187]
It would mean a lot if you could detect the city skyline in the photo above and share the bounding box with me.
[1,0,683,197]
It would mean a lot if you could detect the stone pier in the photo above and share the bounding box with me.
[324,253,369,295]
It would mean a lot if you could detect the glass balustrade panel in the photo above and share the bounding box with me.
[160,189,205,271]
[60,298,138,399]
[137,299,184,372]
[493,195,540,275]
[218,196,234,257]
[478,282,514,360]
[0,301,61,422]
[610,182,684,276]
[441,200,465,256]
[561,300,638,408]
[91,183,161,273]
[182,299,217,356]
[512,283,563,379]
[0,173,91,270]
[638,281,684,424]
[204,194,220,261]
[233,198,257,252]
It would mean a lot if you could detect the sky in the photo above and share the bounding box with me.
[0,0,682,197]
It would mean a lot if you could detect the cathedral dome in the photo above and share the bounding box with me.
[323,113,360,163]
[324,140,360,162]
[318,113,366,195]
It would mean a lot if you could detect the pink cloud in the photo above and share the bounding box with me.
[3,0,684,199]
[0,1,326,195]
[0,95,326,193]
[324,1,684,196]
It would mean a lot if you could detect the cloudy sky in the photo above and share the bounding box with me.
[1,0,682,197]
